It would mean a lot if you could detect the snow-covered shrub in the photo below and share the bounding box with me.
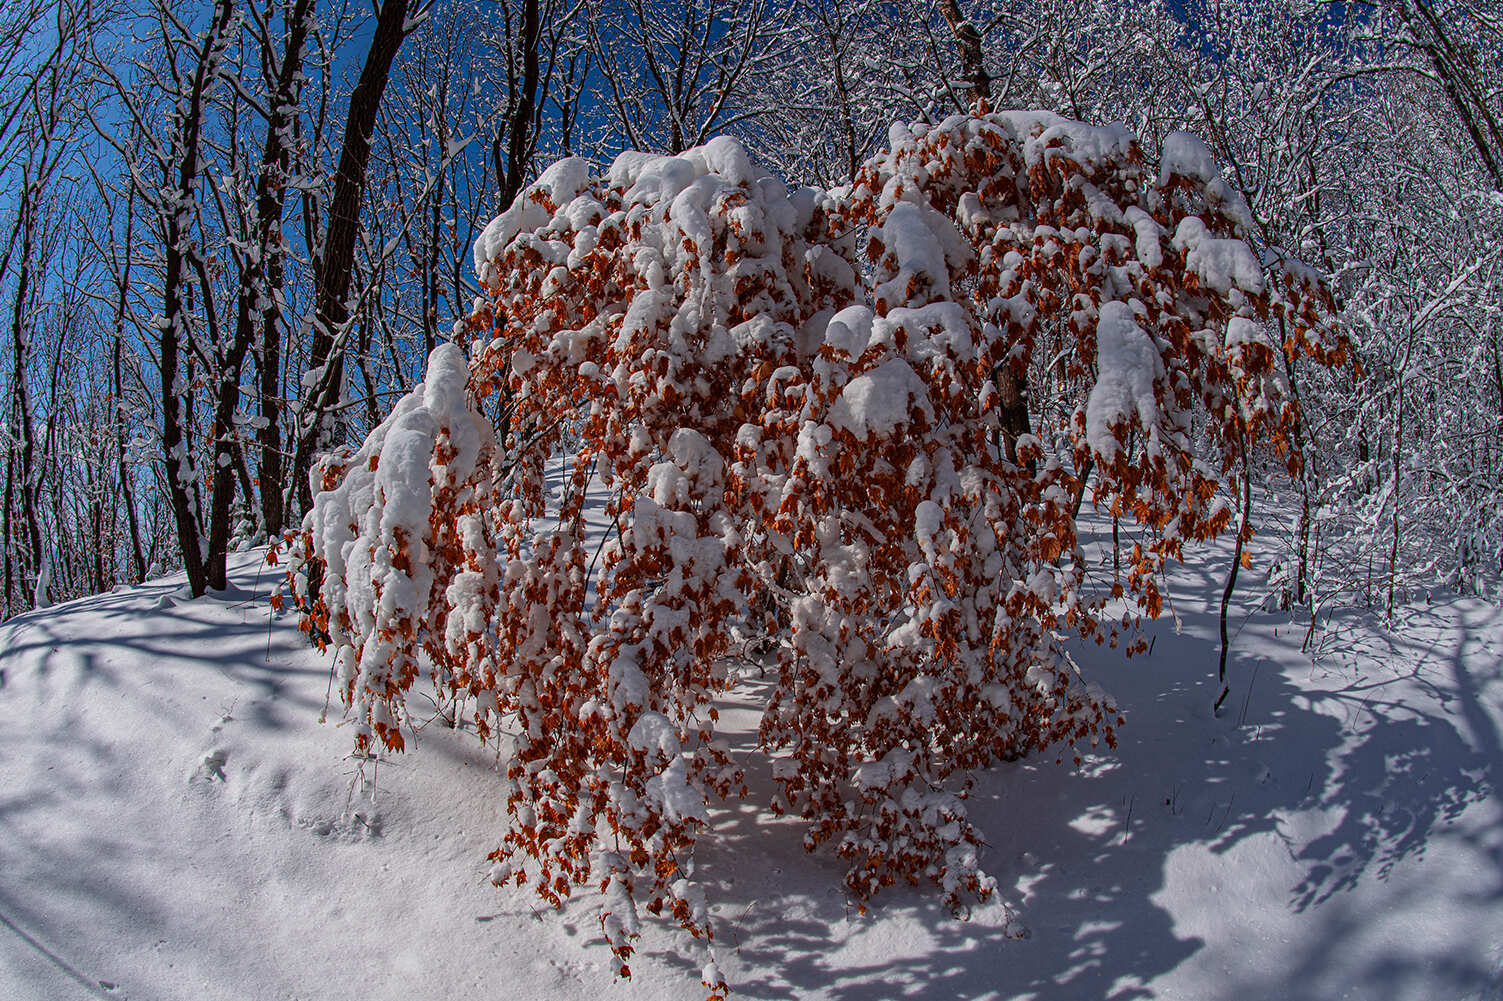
[282,109,1342,991]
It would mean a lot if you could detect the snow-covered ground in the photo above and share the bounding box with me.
[2,545,1501,1001]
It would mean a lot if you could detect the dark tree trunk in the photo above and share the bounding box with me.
[205,292,256,591]
[113,195,147,584]
[1404,0,1503,191]
[503,0,542,210]
[291,0,411,516]
[8,179,45,592]
[255,0,316,542]
[490,0,545,214]
[2,450,13,615]
[937,0,1032,464]
[1215,434,1253,715]
[159,0,235,597]
[207,0,318,590]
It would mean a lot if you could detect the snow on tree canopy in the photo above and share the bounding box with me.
[283,108,1343,994]
[1086,301,1162,464]
[828,354,935,436]
[295,342,494,752]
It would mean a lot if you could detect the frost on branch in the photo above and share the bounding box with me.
[283,110,1342,984]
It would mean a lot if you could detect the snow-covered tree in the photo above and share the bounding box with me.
[284,108,1341,990]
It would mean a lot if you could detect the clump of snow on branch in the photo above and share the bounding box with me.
[291,343,496,752]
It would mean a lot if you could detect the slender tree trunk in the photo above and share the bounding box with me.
[1296,474,1311,607]
[87,459,105,593]
[291,0,411,515]
[502,0,542,211]
[258,241,286,538]
[1403,0,1503,191]
[936,0,990,100]
[424,169,442,356]
[1215,429,1253,715]
[826,23,859,184]
[1388,365,1405,618]
[159,0,235,597]
[9,177,45,592]
[1069,454,1094,521]
[113,197,146,583]
[2,450,13,616]
[204,295,256,591]
[204,0,318,590]
[937,0,1031,463]
[490,0,545,211]
[1279,317,1314,610]
[255,0,315,541]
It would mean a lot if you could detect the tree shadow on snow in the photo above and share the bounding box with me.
[655,568,1503,1001]
[0,552,331,1001]
[1279,602,1501,912]
[0,554,325,734]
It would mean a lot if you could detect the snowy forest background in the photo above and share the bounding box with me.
[0,0,1490,616]
[0,0,1500,622]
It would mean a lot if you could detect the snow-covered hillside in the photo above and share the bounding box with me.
[2,548,1500,1001]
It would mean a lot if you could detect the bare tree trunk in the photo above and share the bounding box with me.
[204,291,256,591]
[937,0,1031,464]
[1388,351,1407,618]
[291,0,412,515]
[112,196,146,583]
[254,0,316,542]
[1295,472,1311,607]
[825,17,860,184]
[1215,432,1253,715]
[87,455,105,593]
[1401,0,1503,191]
[2,450,13,615]
[1277,315,1314,610]
[500,0,542,210]
[936,0,990,100]
[8,175,45,592]
[160,0,236,597]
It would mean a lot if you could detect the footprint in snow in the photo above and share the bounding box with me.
[296,809,383,840]
[197,749,228,782]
